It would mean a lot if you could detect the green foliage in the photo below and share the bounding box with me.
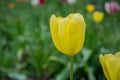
[0,0,120,80]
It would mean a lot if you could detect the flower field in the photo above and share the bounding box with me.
[0,0,120,80]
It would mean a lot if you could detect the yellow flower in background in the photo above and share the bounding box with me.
[99,52,120,80]
[93,11,104,23]
[9,3,15,9]
[50,13,86,56]
[86,4,95,13]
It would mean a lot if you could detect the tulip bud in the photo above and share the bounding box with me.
[105,1,119,14]
[99,52,120,80]
[93,11,104,23]
[86,4,95,13]
[50,13,86,56]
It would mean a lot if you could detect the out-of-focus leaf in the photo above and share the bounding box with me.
[82,48,92,61]
[49,56,68,65]
[87,67,95,80]
[78,48,92,67]
[8,72,27,80]
[55,63,78,80]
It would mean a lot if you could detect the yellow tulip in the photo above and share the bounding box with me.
[86,4,95,13]
[50,13,86,56]
[93,11,104,23]
[99,52,120,80]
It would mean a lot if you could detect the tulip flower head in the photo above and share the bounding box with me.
[105,1,120,14]
[50,13,86,56]
[99,52,120,80]
[86,4,95,13]
[93,11,104,23]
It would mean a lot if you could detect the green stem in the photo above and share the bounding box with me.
[70,56,74,80]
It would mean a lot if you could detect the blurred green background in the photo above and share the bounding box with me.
[0,0,120,80]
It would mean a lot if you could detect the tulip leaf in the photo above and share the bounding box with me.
[49,56,68,65]
[87,67,95,80]
[81,48,92,61]
[8,72,27,80]
[78,48,92,67]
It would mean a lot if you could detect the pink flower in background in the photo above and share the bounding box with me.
[39,0,45,4]
[67,0,76,5]
[105,1,120,14]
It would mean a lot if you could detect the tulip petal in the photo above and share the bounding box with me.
[117,67,120,80]
[67,21,78,55]
[104,54,113,62]
[105,3,111,14]
[50,15,64,53]
[67,14,73,19]
[105,55,120,80]
[115,52,120,80]
[115,52,120,58]
[68,13,85,55]
[99,55,112,80]
[58,18,70,55]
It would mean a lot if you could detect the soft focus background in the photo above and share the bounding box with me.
[0,0,120,80]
